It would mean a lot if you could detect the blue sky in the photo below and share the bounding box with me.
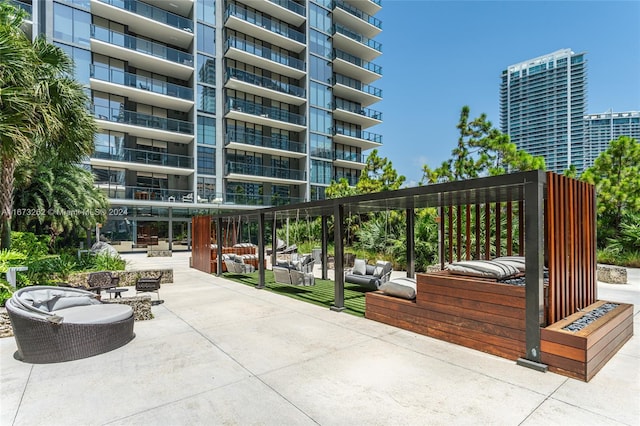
[372,0,640,185]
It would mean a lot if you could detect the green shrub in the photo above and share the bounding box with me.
[10,232,49,258]
[0,278,14,307]
[93,253,127,271]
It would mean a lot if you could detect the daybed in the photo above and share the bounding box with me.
[223,254,256,274]
[345,259,392,290]
[272,255,315,286]
[6,286,134,363]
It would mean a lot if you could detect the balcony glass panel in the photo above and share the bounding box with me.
[268,0,305,16]
[226,161,305,181]
[91,25,194,66]
[225,36,305,71]
[97,0,193,32]
[226,128,305,153]
[225,192,303,206]
[333,74,382,97]
[227,98,305,126]
[226,4,305,43]
[334,99,382,120]
[334,151,365,163]
[226,68,305,98]
[333,127,382,144]
[333,24,381,52]
[333,0,382,29]
[93,105,194,134]
[90,64,193,100]
[332,49,382,75]
[92,147,193,168]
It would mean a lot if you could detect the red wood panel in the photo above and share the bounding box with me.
[465,205,471,260]
[484,203,491,260]
[191,216,212,274]
[456,205,462,261]
[495,202,501,258]
[475,204,481,259]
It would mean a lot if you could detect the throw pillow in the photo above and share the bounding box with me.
[352,259,366,275]
[379,278,417,300]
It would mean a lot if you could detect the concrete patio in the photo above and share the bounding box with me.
[1,252,638,425]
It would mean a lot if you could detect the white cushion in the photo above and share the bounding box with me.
[352,259,366,275]
[380,278,417,300]
[493,256,526,272]
[53,304,133,324]
[48,295,100,312]
[446,260,519,279]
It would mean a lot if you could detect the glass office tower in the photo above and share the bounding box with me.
[584,111,640,169]
[16,0,383,250]
[500,49,587,174]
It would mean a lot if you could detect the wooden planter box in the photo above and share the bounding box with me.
[541,300,633,381]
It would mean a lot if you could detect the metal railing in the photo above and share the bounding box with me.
[226,129,306,153]
[90,64,193,100]
[96,0,193,33]
[332,49,382,75]
[333,99,382,120]
[226,161,305,181]
[332,74,382,98]
[226,3,305,43]
[333,0,382,29]
[332,127,383,144]
[268,0,305,16]
[225,36,305,71]
[227,98,305,126]
[97,184,194,202]
[92,147,193,168]
[224,192,304,206]
[93,105,194,134]
[334,151,365,163]
[333,24,382,52]
[225,68,305,98]
[91,25,193,66]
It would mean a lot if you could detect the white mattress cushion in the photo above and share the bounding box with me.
[493,256,526,272]
[446,260,519,279]
[53,304,133,324]
[379,277,417,300]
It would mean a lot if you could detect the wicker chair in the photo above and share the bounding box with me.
[5,286,134,364]
[87,271,120,296]
[135,272,163,300]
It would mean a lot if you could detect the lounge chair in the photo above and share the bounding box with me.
[5,286,134,363]
[223,254,256,274]
[345,259,392,290]
[135,272,163,300]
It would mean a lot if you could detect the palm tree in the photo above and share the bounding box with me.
[0,3,96,249]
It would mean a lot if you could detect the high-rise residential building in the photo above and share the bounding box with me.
[14,0,383,251]
[500,49,587,174]
[584,110,640,169]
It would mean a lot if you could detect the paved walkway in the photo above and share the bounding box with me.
[1,253,638,425]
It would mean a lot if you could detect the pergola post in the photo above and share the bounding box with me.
[271,215,277,268]
[216,217,223,277]
[332,204,345,312]
[257,213,265,289]
[321,215,328,280]
[517,172,548,372]
[406,208,415,278]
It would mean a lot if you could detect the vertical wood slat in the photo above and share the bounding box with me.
[547,174,556,325]
[518,201,524,256]
[448,206,453,265]
[191,215,212,274]
[465,205,471,260]
[456,205,462,261]
[484,203,491,259]
[495,202,501,258]
[440,206,446,270]
[475,204,481,259]
[506,202,513,256]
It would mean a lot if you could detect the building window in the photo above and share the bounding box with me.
[310,81,331,109]
[197,116,216,145]
[197,0,215,26]
[197,146,215,175]
[311,159,332,185]
[197,23,215,56]
[310,108,332,134]
[198,54,216,84]
[197,85,216,113]
[53,3,90,47]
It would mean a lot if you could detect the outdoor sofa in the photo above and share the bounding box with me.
[345,259,393,290]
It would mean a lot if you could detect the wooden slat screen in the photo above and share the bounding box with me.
[545,172,597,323]
[191,215,212,273]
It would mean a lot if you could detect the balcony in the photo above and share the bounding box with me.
[226,98,306,132]
[225,68,305,106]
[332,49,381,84]
[333,151,366,169]
[333,175,358,186]
[332,24,381,62]
[234,0,305,26]
[90,148,193,174]
[97,184,195,203]
[225,36,306,79]
[332,128,382,150]
[342,0,381,16]
[90,25,193,80]
[92,0,193,49]
[225,161,306,185]
[225,3,305,53]
[225,129,306,158]
[90,64,193,112]
[224,191,304,207]
[333,0,382,38]
[332,101,382,128]
[332,74,382,107]
[93,105,194,144]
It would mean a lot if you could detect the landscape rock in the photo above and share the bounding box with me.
[91,241,119,257]
[597,264,627,284]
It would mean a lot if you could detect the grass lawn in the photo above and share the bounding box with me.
[221,270,369,317]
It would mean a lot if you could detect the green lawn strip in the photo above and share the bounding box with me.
[221,270,367,317]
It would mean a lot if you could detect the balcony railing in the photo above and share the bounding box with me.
[8,0,31,17]
[333,74,382,98]
[226,161,305,181]
[97,184,194,202]
[332,49,382,75]
[333,175,358,186]
[333,24,382,53]
[90,64,193,100]
[333,0,382,29]
[225,36,305,71]
[333,127,383,144]
[92,147,193,168]
[268,0,305,16]
[93,105,194,134]
[91,25,193,66]
[225,68,305,98]
[334,151,365,163]
[226,129,306,153]
[333,100,382,120]
[226,3,305,43]
[97,0,193,33]
[227,98,305,126]
[225,192,304,206]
